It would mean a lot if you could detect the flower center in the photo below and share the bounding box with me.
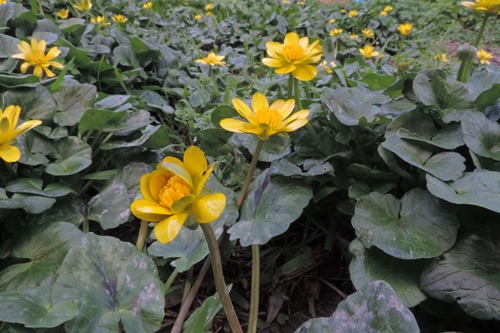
[158,175,192,209]
[256,107,282,128]
[282,43,304,61]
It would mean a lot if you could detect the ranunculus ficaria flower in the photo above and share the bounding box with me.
[359,45,380,59]
[477,49,493,64]
[142,1,153,10]
[73,0,91,12]
[130,146,226,244]
[91,15,111,26]
[112,14,128,23]
[362,29,374,38]
[0,105,41,162]
[12,38,64,78]
[57,9,69,19]
[329,28,343,37]
[397,23,413,36]
[434,53,449,62]
[196,52,226,66]
[262,32,322,81]
[462,0,500,14]
[220,92,309,140]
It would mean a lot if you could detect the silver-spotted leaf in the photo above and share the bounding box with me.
[87,181,130,230]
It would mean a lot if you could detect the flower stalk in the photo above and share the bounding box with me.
[201,223,244,333]
[136,220,149,252]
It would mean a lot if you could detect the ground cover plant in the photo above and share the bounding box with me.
[0,0,500,332]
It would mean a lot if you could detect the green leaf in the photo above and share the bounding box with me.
[0,222,83,291]
[467,72,500,100]
[412,69,474,123]
[78,108,127,135]
[53,83,97,126]
[182,286,231,333]
[380,98,416,115]
[101,109,151,133]
[6,178,75,197]
[198,128,234,157]
[148,177,238,272]
[321,86,387,126]
[211,105,238,127]
[421,223,500,320]
[234,133,291,162]
[426,171,500,213]
[386,109,463,149]
[361,73,395,90]
[112,162,153,200]
[0,73,39,88]
[45,137,92,176]
[0,192,56,214]
[462,111,500,161]
[377,146,414,181]
[383,73,417,99]
[51,233,165,333]
[0,286,78,328]
[101,124,159,150]
[227,170,312,247]
[16,131,52,166]
[87,181,130,230]
[135,90,174,114]
[352,188,459,259]
[475,83,500,112]
[382,135,465,181]
[270,158,333,177]
[113,45,139,68]
[294,280,419,333]
[349,238,427,307]
[4,86,57,121]
[37,200,84,226]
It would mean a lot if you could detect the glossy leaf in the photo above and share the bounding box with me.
[234,133,291,162]
[45,137,92,176]
[87,181,130,230]
[5,178,75,197]
[462,111,500,161]
[4,86,57,121]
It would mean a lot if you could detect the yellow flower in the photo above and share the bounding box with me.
[397,23,413,36]
[380,11,388,16]
[348,10,358,17]
[434,53,449,62]
[340,9,345,13]
[319,60,336,74]
[205,3,213,10]
[205,11,212,16]
[282,0,290,3]
[90,15,111,26]
[57,9,69,19]
[112,14,128,23]
[328,19,336,23]
[359,45,380,59]
[297,1,305,5]
[131,146,226,244]
[384,5,393,11]
[0,0,6,4]
[477,49,493,64]
[196,52,226,66]
[362,28,374,38]
[195,14,202,20]
[0,105,41,163]
[220,92,309,140]
[12,38,63,78]
[142,1,153,10]
[329,28,343,37]
[262,32,323,82]
[73,0,92,12]
[461,0,500,13]
[350,33,358,39]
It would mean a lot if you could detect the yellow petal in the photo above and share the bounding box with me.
[33,66,43,79]
[153,211,190,243]
[232,98,257,124]
[220,118,261,136]
[265,42,283,57]
[3,105,21,131]
[48,61,64,69]
[131,199,172,222]
[262,58,284,68]
[252,92,269,113]
[158,161,193,188]
[157,156,184,170]
[20,62,31,74]
[283,118,308,132]
[0,144,20,162]
[299,36,310,50]
[195,163,216,196]
[275,63,297,75]
[46,47,61,60]
[148,171,169,202]
[284,32,299,45]
[42,67,56,77]
[12,120,41,137]
[139,173,155,202]
[192,193,226,223]
[183,146,207,186]
[171,194,196,214]
[278,109,310,128]
[16,41,32,56]
[292,65,318,81]
[273,99,295,119]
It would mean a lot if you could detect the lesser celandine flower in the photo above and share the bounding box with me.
[57,9,69,19]
[348,10,358,17]
[130,146,226,244]
[0,0,6,4]
[380,11,388,16]
[91,15,111,26]
[477,49,493,64]
[12,38,63,78]
[283,0,290,3]
[297,1,305,5]
[142,1,153,10]
[340,9,345,13]
[205,11,212,16]
[220,92,309,140]
[0,105,41,162]
[262,32,323,82]
[112,14,128,23]
[328,19,336,23]
[362,29,374,38]
[319,60,336,74]
[73,0,92,12]
[384,5,393,11]
[205,3,213,10]
[434,53,449,62]
[461,0,500,13]
[195,14,201,20]
[359,45,380,59]
[397,23,413,36]
[196,52,226,66]
[350,33,358,39]
[329,28,343,36]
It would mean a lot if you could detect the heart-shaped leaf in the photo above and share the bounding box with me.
[227,169,313,247]
[52,83,97,126]
[234,133,291,162]
[349,238,427,307]
[87,181,130,230]
[6,178,75,197]
[45,137,92,176]
[51,233,165,333]
[462,111,500,161]
[352,188,459,259]
[4,86,57,121]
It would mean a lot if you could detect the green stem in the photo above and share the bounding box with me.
[180,277,191,307]
[247,244,260,333]
[4,161,16,178]
[208,66,213,79]
[164,268,179,294]
[82,217,89,233]
[293,78,303,110]
[474,15,489,47]
[391,36,405,74]
[334,38,338,58]
[237,140,264,206]
[457,59,468,83]
[93,132,114,158]
[287,74,294,99]
[136,220,149,252]
[200,224,243,333]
